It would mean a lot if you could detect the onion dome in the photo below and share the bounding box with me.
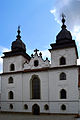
[11,26,26,52]
[49,15,78,58]
[56,15,72,43]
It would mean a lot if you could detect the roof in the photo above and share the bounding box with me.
[56,16,72,43]
[2,51,31,60]
[2,26,31,61]
[11,26,26,53]
[49,17,78,59]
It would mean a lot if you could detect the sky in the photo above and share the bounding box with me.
[0,0,80,73]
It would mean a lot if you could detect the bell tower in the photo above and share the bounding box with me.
[49,15,78,67]
[2,27,30,73]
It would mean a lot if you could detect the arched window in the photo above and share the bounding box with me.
[30,75,40,99]
[10,64,15,71]
[60,89,67,99]
[60,57,66,65]
[60,72,66,80]
[8,91,14,99]
[8,77,13,83]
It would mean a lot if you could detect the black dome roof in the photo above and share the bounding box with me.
[56,16,72,43]
[11,26,26,52]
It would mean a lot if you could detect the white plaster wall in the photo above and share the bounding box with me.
[3,55,26,73]
[1,101,79,114]
[1,48,79,114]
[22,71,49,101]
[1,70,49,112]
[1,74,23,102]
[51,48,77,67]
[49,101,79,114]
[1,67,79,113]
[49,68,79,101]
[1,73,23,112]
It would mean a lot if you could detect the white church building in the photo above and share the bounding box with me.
[0,17,80,116]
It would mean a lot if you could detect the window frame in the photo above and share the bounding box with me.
[10,63,15,71]
[34,60,39,67]
[8,91,14,99]
[60,57,66,65]
[60,89,67,99]
[44,104,49,110]
[61,104,66,111]
[9,104,13,109]
[30,75,41,99]
[8,77,13,84]
[60,72,66,80]
[24,104,28,110]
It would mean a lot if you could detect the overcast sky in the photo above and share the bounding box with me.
[0,0,80,73]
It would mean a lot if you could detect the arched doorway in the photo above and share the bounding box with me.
[32,104,40,115]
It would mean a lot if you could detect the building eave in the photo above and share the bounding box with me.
[49,40,78,59]
[1,65,78,76]
[1,51,31,60]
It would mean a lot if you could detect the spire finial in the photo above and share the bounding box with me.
[61,13,66,29]
[16,25,21,40]
[39,52,42,57]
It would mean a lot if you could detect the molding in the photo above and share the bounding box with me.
[1,65,78,76]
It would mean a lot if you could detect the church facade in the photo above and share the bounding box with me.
[0,17,80,115]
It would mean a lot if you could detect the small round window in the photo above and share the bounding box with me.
[61,104,66,110]
[34,60,39,67]
[24,104,28,110]
[44,104,49,110]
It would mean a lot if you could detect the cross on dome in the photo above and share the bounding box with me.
[18,26,20,34]
[16,26,21,40]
